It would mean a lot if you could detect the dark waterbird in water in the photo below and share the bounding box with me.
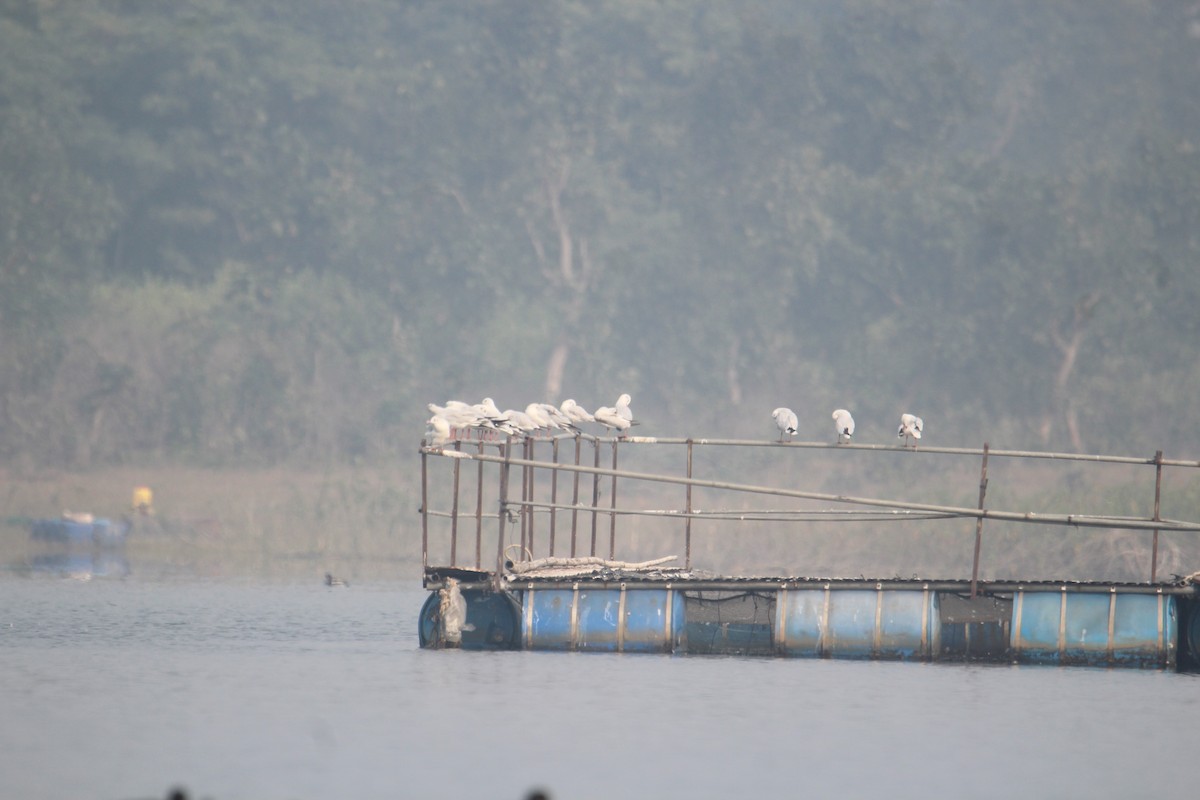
[325,572,348,587]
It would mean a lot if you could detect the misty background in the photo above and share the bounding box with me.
[2,1,1199,580]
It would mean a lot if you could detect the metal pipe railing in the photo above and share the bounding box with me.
[424,447,1200,533]
[421,433,1200,584]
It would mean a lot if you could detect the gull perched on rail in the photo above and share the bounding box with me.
[538,402,578,432]
[594,402,632,436]
[559,398,595,426]
[898,413,923,447]
[615,393,634,425]
[426,413,452,446]
[832,408,855,444]
[772,407,798,442]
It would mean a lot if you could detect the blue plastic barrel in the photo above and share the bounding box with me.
[1011,590,1176,669]
[521,585,685,653]
[418,588,521,650]
[775,587,940,660]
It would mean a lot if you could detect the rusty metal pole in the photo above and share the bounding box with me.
[1151,450,1163,583]
[495,438,513,590]
[550,438,559,557]
[526,438,536,558]
[570,436,582,557]
[449,440,462,565]
[520,438,530,558]
[609,440,619,559]
[590,438,601,556]
[474,440,484,569]
[685,439,694,571]
[420,444,429,573]
[970,442,990,599]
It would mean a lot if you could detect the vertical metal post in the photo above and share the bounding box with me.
[420,445,429,572]
[1151,450,1163,583]
[685,439,694,571]
[550,438,560,557]
[449,439,462,565]
[474,440,484,569]
[590,438,601,556]
[495,438,513,590]
[570,436,582,557]
[526,438,536,558]
[609,440,619,559]
[520,438,530,558]
[970,442,990,599]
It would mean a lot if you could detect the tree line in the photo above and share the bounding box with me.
[2,0,1199,469]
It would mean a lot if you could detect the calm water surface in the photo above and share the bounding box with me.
[0,570,1194,800]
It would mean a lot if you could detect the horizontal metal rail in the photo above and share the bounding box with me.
[433,433,1200,468]
[505,577,1200,595]
[421,446,1200,533]
[511,498,959,523]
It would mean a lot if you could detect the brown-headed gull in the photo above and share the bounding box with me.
[426,414,452,446]
[559,399,595,426]
[832,409,855,444]
[898,413,923,447]
[772,408,798,442]
[593,404,631,436]
[615,393,634,424]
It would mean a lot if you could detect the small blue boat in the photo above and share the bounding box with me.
[30,517,130,547]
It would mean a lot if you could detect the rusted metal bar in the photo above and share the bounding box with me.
[420,445,429,571]
[526,438,536,558]
[970,443,990,599]
[686,439,694,571]
[511,497,953,520]
[450,439,462,565]
[495,438,512,591]
[512,577,1200,595]
[609,439,619,559]
[550,438,560,557]
[571,436,582,557]
[590,438,601,556]
[475,440,484,569]
[519,438,530,558]
[578,436,1200,468]
[1151,450,1163,583]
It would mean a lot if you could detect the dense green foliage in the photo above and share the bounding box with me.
[3,0,1199,468]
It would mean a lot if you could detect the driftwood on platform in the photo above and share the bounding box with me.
[507,555,678,579]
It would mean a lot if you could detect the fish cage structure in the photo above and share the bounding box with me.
[416,433,1200,671]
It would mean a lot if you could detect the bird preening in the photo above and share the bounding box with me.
[898,413,924,447]
[424,393,637,443]
[768,406,923,447]
[832,409,855,444]
[772,407,798,442]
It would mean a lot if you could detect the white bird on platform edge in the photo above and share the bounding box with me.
[898,413,923,448]
[437,577,475,647]
[772,407,798,442]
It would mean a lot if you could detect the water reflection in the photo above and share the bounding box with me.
[24,550,131,579]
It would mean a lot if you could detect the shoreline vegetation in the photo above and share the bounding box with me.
[2,457,1198,584]
[0,465,422,583]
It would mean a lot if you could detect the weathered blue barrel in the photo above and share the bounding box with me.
[418,589,521,650]
[774,587,940,659]
[1011,590,1176,669]
[521,585,685,653]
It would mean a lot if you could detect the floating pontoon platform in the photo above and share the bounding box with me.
[416,435,1200,671]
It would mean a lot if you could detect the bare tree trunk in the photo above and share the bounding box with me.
[534,157,593,403]
[1041,291,1101,451]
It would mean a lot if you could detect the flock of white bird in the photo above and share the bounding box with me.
[425,394,922,448]
[425,394,636,445]
[774,407,924,447]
